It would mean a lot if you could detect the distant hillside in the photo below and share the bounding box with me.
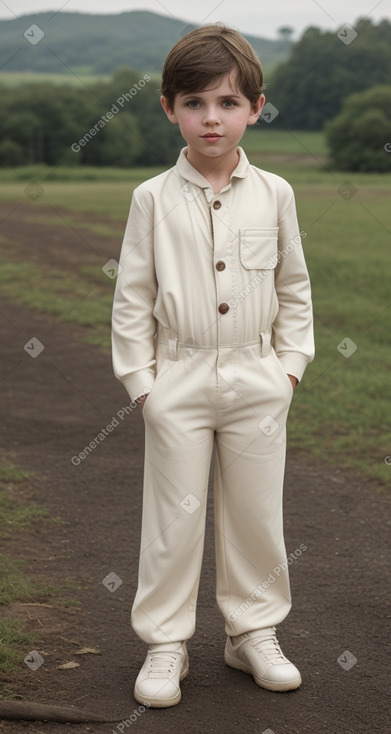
[0,10,290,76]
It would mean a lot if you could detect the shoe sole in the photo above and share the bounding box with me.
[224,647,302,692]
[133,649,190,708]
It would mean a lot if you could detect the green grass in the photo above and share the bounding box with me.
[0,261,114,348]
[0,71,111,87]
[0,460,56,539]
[0,164,162,182]
[0,552,49,674]
[0,617,42,672]
[0,177,151,220]
[0,461,33,483]
[0,131,389,487]
[0,555,56,606]
[288,186,390,481]
[25,213,123,239]
[242,127,328,156]
[0,493,57,539]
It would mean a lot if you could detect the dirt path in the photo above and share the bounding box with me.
[0,208,390,732]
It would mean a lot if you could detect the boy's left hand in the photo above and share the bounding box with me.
[287,374,298,389]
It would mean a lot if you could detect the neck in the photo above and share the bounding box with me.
[185,147,240,184]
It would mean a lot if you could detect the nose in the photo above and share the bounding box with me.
[202,106,221,125]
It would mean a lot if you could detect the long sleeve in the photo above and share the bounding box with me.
[111,186,158,401]
[272,187,315,382]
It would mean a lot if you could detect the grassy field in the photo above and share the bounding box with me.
[0,72,111,87]
[0,130,390,487]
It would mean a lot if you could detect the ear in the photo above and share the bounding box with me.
[247,93,266,126]
[160,95,178,124]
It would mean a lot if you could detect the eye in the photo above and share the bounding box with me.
[185,100,200,108]
[223,99,236,107]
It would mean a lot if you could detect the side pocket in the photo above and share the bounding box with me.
[141,354,170,417]
[271,348,294,395]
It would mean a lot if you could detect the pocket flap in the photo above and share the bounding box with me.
[239,227,279,270]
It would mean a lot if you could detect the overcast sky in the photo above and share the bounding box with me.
[0,0,389,38]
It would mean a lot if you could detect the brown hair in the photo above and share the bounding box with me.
[160,23,264,111]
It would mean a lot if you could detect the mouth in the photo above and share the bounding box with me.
[202,133,222,138]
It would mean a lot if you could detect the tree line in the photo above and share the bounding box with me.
[0,68,183,168]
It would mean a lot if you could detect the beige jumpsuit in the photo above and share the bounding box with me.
[111,146,315,644]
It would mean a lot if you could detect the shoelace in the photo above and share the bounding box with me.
[147,651,181,678]
[249,630,287,664]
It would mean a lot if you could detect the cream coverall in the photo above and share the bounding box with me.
[111,145,315,644]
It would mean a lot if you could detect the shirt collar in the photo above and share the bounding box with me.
[174,145,250,188]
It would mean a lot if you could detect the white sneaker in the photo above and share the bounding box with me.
[134,641,189,707]
[225,626,301,691]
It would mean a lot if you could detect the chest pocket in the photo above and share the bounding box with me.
[239,227,279,270]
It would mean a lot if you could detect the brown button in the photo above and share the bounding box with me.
[218,303,229,314]
[213,200,222,209]
[216,260,225,271]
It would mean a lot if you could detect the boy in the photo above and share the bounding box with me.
[111,23,314,708]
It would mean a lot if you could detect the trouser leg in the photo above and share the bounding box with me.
[213,342,294,636]
[131,346,215,644]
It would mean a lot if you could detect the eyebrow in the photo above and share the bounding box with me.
[181,93,241,99]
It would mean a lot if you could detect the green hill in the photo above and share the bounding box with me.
[0,10,290,76]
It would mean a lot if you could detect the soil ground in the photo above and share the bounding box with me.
[0,203,390,734]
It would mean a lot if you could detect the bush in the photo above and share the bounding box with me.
[0,138,24,166]
[325,85,391,172]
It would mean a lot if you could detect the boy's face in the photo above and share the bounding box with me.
[160,70,265,164]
